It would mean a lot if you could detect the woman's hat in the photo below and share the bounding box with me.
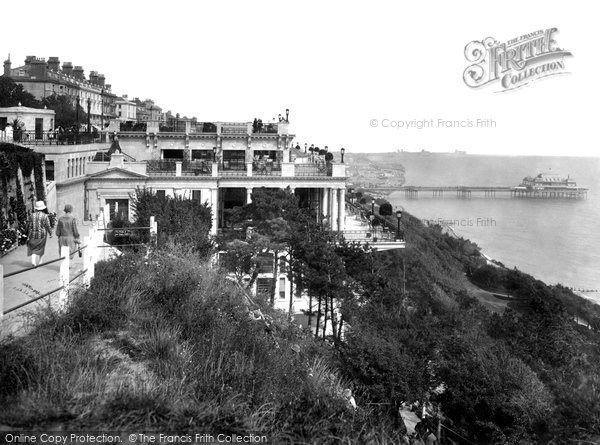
[34,201,46,211]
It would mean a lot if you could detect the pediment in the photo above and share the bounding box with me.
[87,167,148,180]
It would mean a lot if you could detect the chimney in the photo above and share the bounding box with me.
[89,70,99,84]
[62,62,73,76]
[30,57,47,79]
[24,55,35,67]
[47,56,60,71]
[97,73,105,87]
[3,54,11,77]
[73,66,85,80]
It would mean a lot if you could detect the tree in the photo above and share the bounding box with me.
[0,77,40,108]
[41,94,88,129]
[379,202,393,216]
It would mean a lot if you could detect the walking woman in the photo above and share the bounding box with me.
[56,204,80,258]
[27,201,53,266]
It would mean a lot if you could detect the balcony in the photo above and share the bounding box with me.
[252,159,282,176]
[146,159,212,177]
[14,130,102,146]
[340,202,406,251]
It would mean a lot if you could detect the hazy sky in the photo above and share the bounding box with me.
[1,0,598,156]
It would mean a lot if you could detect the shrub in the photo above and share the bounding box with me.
[0,340,36,397]
[379,202,393,216]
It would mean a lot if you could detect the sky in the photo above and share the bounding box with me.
[1,0,598,157]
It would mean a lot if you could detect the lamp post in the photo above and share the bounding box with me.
[396,209,402,240]
[371,198,375,216]
[285,108,289,122]
[304,143,307,153]
[341,147,345,163]
[87,97,91,134]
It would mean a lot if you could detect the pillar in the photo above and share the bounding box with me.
[321,187,329,227]
[338,188,346,232]
[58,246,70,310]
[330,188,338,231]
[210,188,218,235]
[247,187,253,204]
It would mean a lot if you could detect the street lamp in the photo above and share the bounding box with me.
[341,147,345,163]
[396,209,402,240]
[285,108,289,122]
[371,199,375,215]
[212,146,217,162]
[304,143,307,153]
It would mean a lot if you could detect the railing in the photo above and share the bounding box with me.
[339,229,397,242]
[14,130,100,146]
[219,159,246,173]
[346,201,405,241]
[147,159,176,174]
[252,160,281,176]
[221,123,248,135]
[295,163,329,177]
[1,215,158,327]
[93,152,136,162]
[182,160,212,176]
[252,123,278,134]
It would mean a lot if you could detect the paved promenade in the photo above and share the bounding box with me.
[0,224,91,336]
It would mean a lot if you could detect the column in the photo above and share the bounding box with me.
[247,187,253,204]
[338,188,346,232]
[330,188,338,231]
[321,187,329,227]
[210,188,218,235]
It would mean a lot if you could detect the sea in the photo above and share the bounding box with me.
[385,154,600,304]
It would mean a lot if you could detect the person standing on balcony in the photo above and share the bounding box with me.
[27,201,53,266]
[56,204,80,259]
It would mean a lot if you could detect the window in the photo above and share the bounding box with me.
[45,160,55,181]
[192,190,201,201]
[257,278,271,298]
[279,256,287,273]
[279,278,286,299]
[156,190,166,199]
[106,199,129,221]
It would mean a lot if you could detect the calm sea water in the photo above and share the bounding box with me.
[386,154,600,299]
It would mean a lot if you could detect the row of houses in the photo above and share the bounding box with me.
[3,54,179,129]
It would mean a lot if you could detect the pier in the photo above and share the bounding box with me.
[369,186,588,199]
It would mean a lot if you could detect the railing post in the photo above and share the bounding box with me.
[83,235,92,288]
[149,216,157,246]
[0,265,4,326]
[58,246,70,310]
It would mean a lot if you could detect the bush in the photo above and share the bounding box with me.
[379,202,393,216]
[0,340,36,397]
[132,187,213,257]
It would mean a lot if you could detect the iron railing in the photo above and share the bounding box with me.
[182,160,212,176]
[252,160,281,176]
[14,130,100,145]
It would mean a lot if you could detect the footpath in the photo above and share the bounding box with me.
[0,224,91,337]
